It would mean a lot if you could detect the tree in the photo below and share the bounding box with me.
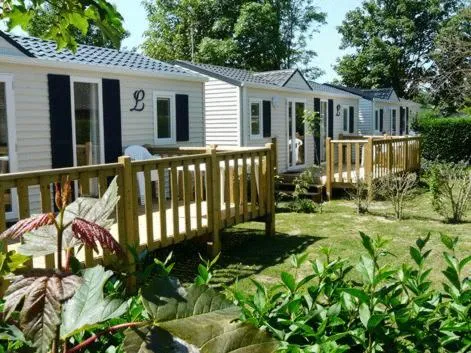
[26,5,129,49]
[335,0,465,98]
[431,6,471,114]
[142,0,326,78]
[0,0,125,51]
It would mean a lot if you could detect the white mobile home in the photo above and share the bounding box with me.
[324,85,421,136]
[175,61,360,172]
[0,32,207,219]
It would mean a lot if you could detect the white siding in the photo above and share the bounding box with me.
[203,78,240,146]
[0,37,26,57]
[1,62,205,213]
[283,71,311,90]
[243,87,314,173]
[358,98,373,135]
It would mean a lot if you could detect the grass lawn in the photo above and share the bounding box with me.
[156,190,471,293]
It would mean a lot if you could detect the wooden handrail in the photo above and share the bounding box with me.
[0,144,277,287]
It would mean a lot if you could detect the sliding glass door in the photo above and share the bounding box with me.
[71,79,103,167]
[287,99,306,169]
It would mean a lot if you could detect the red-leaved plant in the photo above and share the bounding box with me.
[0,177,126,353]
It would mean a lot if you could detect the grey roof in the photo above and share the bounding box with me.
[324,84,398,101]
[0,31,193,76]
[253,69,297,86]
[175,61,311,89]
[309,81,359,97]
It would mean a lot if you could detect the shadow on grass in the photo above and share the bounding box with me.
[150,227,322,288]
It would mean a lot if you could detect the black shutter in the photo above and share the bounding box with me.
[328,99,334,138]
[176,94,189,141]
[400,107,405,135]
[102,79,122,163]
[349,106,355,133]
[48,74,73,168]
[262,100,271,137]
[314,98,321,164]
[379,109,384,132]
[405,107,409,134]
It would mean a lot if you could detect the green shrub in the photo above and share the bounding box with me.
[415,115,471,163]
[428,161,471,223]
[288,197,317,213]
[376,172,418,220]
[232,233,471,353]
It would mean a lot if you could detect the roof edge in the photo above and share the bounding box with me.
[0,31,35,57]
[173,60,242,86]
[281,69,313,90]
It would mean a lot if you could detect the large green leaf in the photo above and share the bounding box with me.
[60,265,127,339]
[18,177,120,257]
[126,284,277,353]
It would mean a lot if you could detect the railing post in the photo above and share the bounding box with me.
[265,142,276,236]
[365,137,374,200]
[207,145,221,257]
[387,136,393,174]
[404,136,409,171]
[271,137,278,173]
[118,156,137,290]
[325,137,332,200]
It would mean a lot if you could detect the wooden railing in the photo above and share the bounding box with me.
[325,136,421,199]
[0,144,276,272]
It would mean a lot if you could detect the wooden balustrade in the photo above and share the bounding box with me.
[0,144,276,276]
[325,135,421,199]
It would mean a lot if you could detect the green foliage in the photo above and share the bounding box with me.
[142,0,326,78]
[60,266,128,339]
[335,0,465,98]
[25,4,129,49]
[288,197,318,214]
[293,166,321,197]
[416,114,471,163]
[195,252,220,285]
[431,7,471,115]
[233,232,471,352]
[427,161,471,223]
[0,0,126,51]
[0,246,29,279]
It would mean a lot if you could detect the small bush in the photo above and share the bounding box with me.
[293,166,322,198]
[428,161,471,223]
[346,180,374,214]
[415,114,471,163]
[377,172,417,219]
[288,197,317,213]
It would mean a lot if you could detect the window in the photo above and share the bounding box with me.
[250,100,262,138]
[375,110,379,131]
[153,92,175,144]
[72,80,103,166]
[379,108,384,132]
[391,109,397,133]
[343,107,349,132]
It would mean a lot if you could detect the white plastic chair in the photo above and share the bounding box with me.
[124,145,159,205]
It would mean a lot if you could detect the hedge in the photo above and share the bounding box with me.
[416,116,471,163]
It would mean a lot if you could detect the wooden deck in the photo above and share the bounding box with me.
[0,144,276,273]
[325,135,421,198]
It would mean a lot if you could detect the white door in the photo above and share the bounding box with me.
[287,99,306,169]
[0,74,18,220]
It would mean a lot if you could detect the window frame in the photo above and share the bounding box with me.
[153,91,176,145]
[70,76,105,167]
[249,98,263,140]
[342,106,349,132]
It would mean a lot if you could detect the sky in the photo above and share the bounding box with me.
[1,0,363,83]
[111,0,363,83]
